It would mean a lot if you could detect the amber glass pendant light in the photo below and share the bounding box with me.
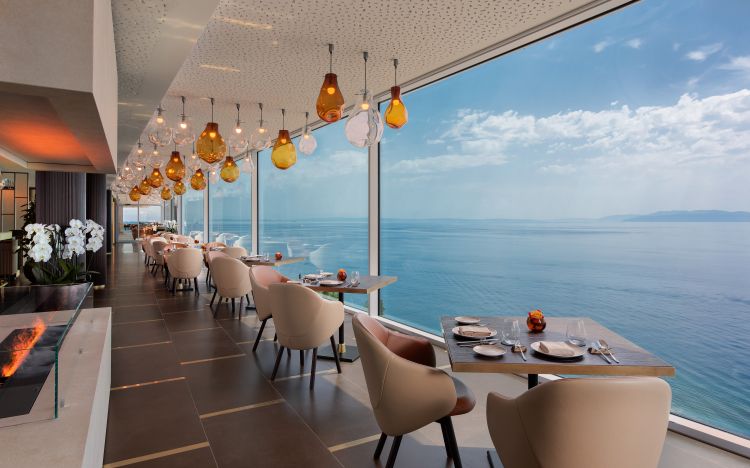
[129,185,142,202]
[173,96,195,145]
[148,167,164,188]
[316,44,345,122]
[220,151,240,183]
[384,59,408,129]
[190,168,207,190]
[298,111,317,156]
[271,109,297,170]
[250,103,272,151]
[173,180,187,195]
[165,149,186,182]
[138,177,152,195]
[196,97,226,164]
[160,186,172,200]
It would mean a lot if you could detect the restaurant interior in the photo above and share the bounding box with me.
[0,0,748,467]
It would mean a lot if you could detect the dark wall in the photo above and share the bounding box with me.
[86,174,108,286]
[36,171,86,226]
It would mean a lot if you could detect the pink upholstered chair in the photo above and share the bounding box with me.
[149,239,168,276]
[210,256,252,319]
[248,266,288,351]
[222,246,247,259]
[165,248,203,295]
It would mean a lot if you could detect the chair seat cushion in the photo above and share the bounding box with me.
[449,376,476,416]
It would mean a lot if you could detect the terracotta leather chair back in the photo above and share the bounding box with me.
[223,246,247,259]
[486,377,671,468]
[249,266,287,321]
[167,248,203,279]
[210,256,251,299]
[353,314,456,436]
[268,283,344,350]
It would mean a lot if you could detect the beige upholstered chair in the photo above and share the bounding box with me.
[248,266,288,351]
[210,256,252,319]
[165,248,203,295]
[222,246,247,259]
[486,377,671,468]
[268,283,343,389]
[203,242,227,286]
[353,314,476,468]
[149,239,168,276]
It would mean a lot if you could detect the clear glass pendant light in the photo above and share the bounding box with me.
[147,106,173,146]
[298,111,317,155]
[345,52,384,147]
[240,155,254,174]
[227,103,249,155]
[149,144,164,168]
[250,103,273,151]
[173,96,195,145]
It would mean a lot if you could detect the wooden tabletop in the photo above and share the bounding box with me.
[303,275,397,294]
[442,316,675,377]
[240,256,306,267]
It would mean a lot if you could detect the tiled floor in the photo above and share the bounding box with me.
[99,244,525,467]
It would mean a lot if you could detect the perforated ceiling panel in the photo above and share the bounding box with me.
[120,0,608,159]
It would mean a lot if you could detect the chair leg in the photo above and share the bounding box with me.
[231,297,236,317]
[171,278,176,294]
[439,417,454,460]
[385,435,402,468]
[193,277,199,295]
[273,333,277,342]
[252,318,267,352]
[330,335,342,373]
[309,347,318,389]
[374,433,387,459]
[271,346,285,380]
[210,289,217,306]
[299,350,305,370]
[443,417,462,468]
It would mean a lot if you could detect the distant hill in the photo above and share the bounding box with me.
[621,210,750,222]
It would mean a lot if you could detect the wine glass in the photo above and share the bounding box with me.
[501,319,520,346]
[566,319,588,347]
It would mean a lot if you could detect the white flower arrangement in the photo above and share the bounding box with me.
[163,219,178,233]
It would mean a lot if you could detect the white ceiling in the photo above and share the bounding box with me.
[115,0,619,167]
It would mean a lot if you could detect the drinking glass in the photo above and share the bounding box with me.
[352,271,360,285]
[501,319,520,345]
[566,319,588,347]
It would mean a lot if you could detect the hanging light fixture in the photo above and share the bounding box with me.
[146,106,173,146]
[384,59,408,129]
[196,97,226,164]
[149,144,164,168]
[121,162,135,181]
[160,186,172,201]
[227,103,249,154]
[187,142,202,172]
[173,96,195,145]
[129,185,142,202]
[316,43,345,122]
[240,155,254,174]
[209,168,220,183]
[298,111,317,156]
[131,139,148,169]
[165,149,186,182]
[271,108,297,170]
[173,180,187,195]
[345,51,384,147]
[190,169,207,190]
[148,167,164,188]
[138,177,152,195]
[220,149,240,183]
[249,103,272,151]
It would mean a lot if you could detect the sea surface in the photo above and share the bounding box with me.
[214,218,750,438]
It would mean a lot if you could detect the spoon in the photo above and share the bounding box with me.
[598,339,620,363]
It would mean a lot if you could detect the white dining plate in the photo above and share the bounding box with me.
[530,341,585,359]
[473,345,506,358]
[319,280,343,287]
[451,326,497,339]
[454,316,481,325]
[320,272,333,277]
[304,274,323,280]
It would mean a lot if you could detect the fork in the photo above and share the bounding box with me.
[598,339,620,363]
[593,342,612,364]
[517,340,527,361]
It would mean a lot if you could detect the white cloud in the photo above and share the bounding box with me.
[385,153,508,175]
[685,43,722,61]
[540,164,576,174]
[593,39,614,53]
[625,38,643,49]
[719,55,750,72]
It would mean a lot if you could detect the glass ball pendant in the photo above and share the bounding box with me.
[149,145,164,168]
[190,169,207,190]
[345,91,383,147]
[148,168,164,188]
[220,156,240,183]
[271,130,296,170]
[250,126,272,151]
[298,131,317,155]
[129,185,142,202]
[240,156,254,174]
[227,103,249,154]
[173,116,195,145]
[173,180,187,195]
[384,86,408,129]
[160,186,172,201]
[138,178,152,195]
[147,107,173,146]
[165,151,186,181]
[196,122,226,164]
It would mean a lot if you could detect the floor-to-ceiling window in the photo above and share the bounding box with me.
[181,188,204,241]
[379,0,750,437]
[208,167,251,250]
[259,120,368,309]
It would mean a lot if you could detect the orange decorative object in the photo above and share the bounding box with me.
[138,178,152,195]
[526,309,546,333]
[196,122,226,164]
[271,129,297,170]
[129,185,142,201]
[384,86,408,129]
[337,269,347,281]
[165,151,186,181]
[220,156,240,182]
[316,44,344,122]
[148,168,164,188]
[173,180,187,195]
[190,169,207,190]
[160,186,172,200]
[1,318,46,378]
[275,252,283,260]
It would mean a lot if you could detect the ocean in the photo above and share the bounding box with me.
[211,218,749,438]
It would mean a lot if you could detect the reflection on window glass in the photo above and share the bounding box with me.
[181,188,204,241]
[209,170,251,251]
[259,120,368,309]
[122,206,139,224]
[380,0,750,437]
[138,205,162,223]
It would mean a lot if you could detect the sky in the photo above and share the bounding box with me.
[257,0,750,220]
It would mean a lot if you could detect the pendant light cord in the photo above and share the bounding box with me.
[363,51,368,92]
[328,43,334,73]
[281,108,285,129]
[304,111,309,133]
[181,96,186,119]
[259,102,264,127]
[236,103,241,125]
[393,58,398,85]
[210,97,214,122]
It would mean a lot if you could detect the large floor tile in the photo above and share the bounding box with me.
[163,310,221,333]
[240,340,336,379]
[112,342,183,388]
[112,304,164,324]
[171,327,243,363]
[127,447,217,468]
[112,320,170,348]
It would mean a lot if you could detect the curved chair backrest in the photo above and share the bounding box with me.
[151,240,168,264]
[204,242,227,251]
[206,249,228,267]
[168,248,203,278]
[486,377,671,468]
[268,283,344,350]
[248,266,287,321]
[223,246,247,259]
[210,256,251,299]
[352,315,456,436]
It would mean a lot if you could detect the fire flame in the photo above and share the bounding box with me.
[1,318,47,378]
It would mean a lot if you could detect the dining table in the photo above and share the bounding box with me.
[239,256,305,267]
[302,275,397,362]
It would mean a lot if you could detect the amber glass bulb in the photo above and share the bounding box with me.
[196,122,226,164]
[384,86,408,129]
[148,168,164,188]
[165,151,186,181]
[138,178,152,195]
[316,73,344,122]
[129,185,142,202]
[220,156,240,183]
[160,186,172,200]
[173,180,187,195]
[271,130,297,170]
[190,169,207,190]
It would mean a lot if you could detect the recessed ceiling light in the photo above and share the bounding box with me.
[199,64,241,73]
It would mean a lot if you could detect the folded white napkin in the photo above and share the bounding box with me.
[538,341,579,357]
[458,326,492,338]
